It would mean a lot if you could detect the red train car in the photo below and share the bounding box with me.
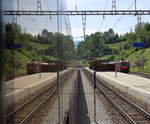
[26,61,41,74]
[89,60,130,73]
[89,60,114,71]
[26,60,68,74]
[118,61,130,73]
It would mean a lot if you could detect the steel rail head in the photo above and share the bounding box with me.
[20,71,70,123]
[85,70,150,123]
[7,70,69,122]
[20,87,57,124]
[97,85,137,124]
[7,82,57,120]
[99,79,150,119]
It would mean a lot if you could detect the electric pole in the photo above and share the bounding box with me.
[137,14,141,42]
[112,0,116,11]
[82,15,86,41]
[135,0,137,11]
[75,0,77,11]
[37,0,42,11]
[17,0,19,11]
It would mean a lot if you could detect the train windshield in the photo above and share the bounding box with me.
[27,63,36,67]
[121,62,129,66]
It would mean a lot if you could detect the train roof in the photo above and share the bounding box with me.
[119,60,129,63]
[89,59,114,63]
[27,61,40,64]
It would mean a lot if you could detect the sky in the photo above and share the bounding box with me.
[65,0,150,44]
[4,0,70,36]
[4,0,150,45]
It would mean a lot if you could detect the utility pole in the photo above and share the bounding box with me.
[82,15,86,41]
[137,14,141,42]
[37,0,42,11]
[135,0,137,16]
[135,0,137,11]
[13,0,19,24]
[17,0,19,11]
[13,15,17,24]
[75,0,77,11]
[57,0,61,123]
[137,14,144,72]
[112,0,116,11]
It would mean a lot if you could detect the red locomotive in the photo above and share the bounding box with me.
[89,60,130,73]
[118,60,130,73]
[26,61,40,74]
[26,60,68,74]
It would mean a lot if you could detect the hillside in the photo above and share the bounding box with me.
[104,43,150,73]
[127,48,150,73]
[76,23,150,74]
[4,43,56,76]
[5,23,75,76]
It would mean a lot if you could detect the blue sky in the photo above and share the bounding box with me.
[4,0,150,45]
[4,0,69,35]
[65,0,150,44]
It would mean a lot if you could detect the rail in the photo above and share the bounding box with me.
[130,72,150,79]
[85,70,150,124]
[7,71,70,123]
[6,73,26,81]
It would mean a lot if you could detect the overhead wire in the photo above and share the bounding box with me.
[112,0,135,29]
[45,0,52,19]
[45,0,70,35]
[17,1,42,31]
[99,0,108,31]
[44,0,51,29]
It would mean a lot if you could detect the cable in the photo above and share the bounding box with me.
[75,0,77,11]
[45,0,52,24]
[112,0,135,29]
[18,4,42,31]
[99,0,108,31]
[37,0,42,11]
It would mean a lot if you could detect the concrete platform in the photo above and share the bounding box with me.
[79,70,113,124]
[5,70,68,107]
[86,68,150,106]
[6,73,56,94]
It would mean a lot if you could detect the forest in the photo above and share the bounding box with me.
[5,23,75,75]
[4,22,150,75]
[77,22,150,60]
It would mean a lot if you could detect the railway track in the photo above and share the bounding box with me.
[6,73,27,81]
[7,72,69,124]
[130,72,150,79]
[84,70,150,124]
[96,79,150,124]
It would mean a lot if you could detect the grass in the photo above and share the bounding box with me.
[122,48,150,73]
[4,41,56,76]
[100,42,150,74]
[4,50,30,76]
[106,41,128,49]
[28,42,49,50]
